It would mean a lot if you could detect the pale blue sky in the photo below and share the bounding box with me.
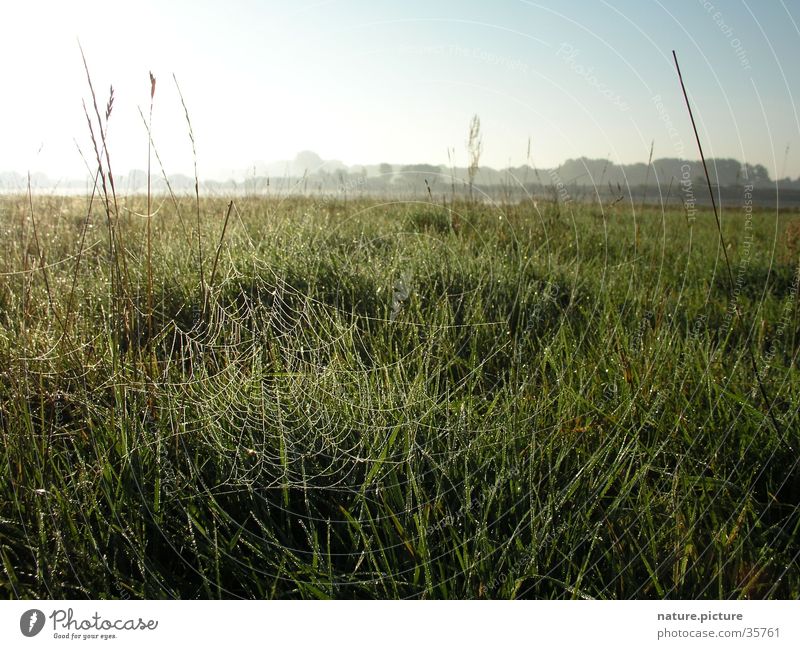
[2,0,799,179]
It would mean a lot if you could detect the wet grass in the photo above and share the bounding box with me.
[0,194,798,599]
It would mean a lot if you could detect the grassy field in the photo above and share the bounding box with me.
[0,190,798,598]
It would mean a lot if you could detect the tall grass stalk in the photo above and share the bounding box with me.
[672,49,784,447]
[147,72,156,348]
[173,74,205,296]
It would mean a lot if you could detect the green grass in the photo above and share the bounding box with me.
[0,193,798,599]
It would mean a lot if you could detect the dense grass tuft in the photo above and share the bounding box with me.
[1,195,798,599]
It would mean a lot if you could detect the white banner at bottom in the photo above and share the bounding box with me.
[1,600,797,648]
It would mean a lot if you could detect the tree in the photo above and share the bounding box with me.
[400,164,442,173]
[708,158,742,186]
[743,163,770,185]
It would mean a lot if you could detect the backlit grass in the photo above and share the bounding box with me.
[0,193,798,598]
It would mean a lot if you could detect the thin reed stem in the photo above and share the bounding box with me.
[672,49,785,446]
[208,200,235,292]
[173,74,205,294]
[147,72,156,345]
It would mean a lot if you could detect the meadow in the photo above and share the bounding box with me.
[0,188,798,598]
